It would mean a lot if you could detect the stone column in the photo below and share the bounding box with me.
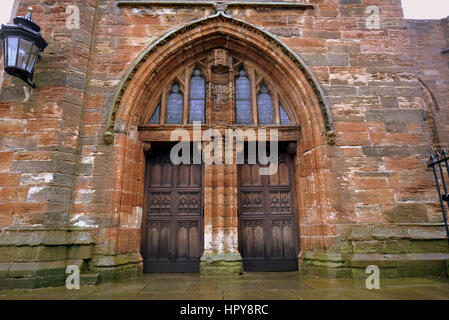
[200,49,243,274]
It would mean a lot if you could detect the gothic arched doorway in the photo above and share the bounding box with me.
[139,48,301,272]
[106,13,333,275]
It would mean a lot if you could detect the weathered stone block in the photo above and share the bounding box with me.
[353,240,386,254]
[301,54,349,67]
[80,273,100,286]
[200,252,243,275]
[382,203,428,223]
[66,245,93,260]
[339,0,361,4]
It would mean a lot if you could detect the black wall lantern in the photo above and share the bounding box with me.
[0,7,47,88]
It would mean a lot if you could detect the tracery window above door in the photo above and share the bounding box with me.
[189,68,206,123]
[147,52,293,126]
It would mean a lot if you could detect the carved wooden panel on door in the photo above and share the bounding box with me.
[142,145,203,273]
[238,152,299,271]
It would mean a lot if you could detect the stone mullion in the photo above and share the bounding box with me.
[227,139,239,253]
[183,68,190,124]
[200,49,243,274]
[200,135,242,274]
[273,89,280,125]
[248,67,258,125]
[160,87,167,124]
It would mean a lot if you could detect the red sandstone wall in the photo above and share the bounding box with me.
[406,17,449,147]
[0,0,98,229]
[0,0,448,277]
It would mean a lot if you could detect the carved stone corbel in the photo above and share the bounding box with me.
[103,131,114,145]
[213,2,229,13]
[143,142,152,156]
[287,142,297,155]
[325,131,336,145]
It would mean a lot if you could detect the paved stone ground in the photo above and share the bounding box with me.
[1,272,449,300]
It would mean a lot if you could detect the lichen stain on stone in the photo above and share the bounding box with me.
[70,214,99,228]
[74,189,95,204]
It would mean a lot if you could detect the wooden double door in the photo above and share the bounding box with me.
[142,146,299,273]
[142,145,203,273]
[238,152,300,271]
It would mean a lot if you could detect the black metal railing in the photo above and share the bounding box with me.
[428,149,449,244]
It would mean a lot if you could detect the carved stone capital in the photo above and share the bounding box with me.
[143,142,152,155]
[208,49,233,74]
[103,131,114,145]
[325,131,336,145]
[213,2,229,13]
[287,142,297,155]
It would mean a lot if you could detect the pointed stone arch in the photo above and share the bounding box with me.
[418,77,441,149]
[108,12,336,266]
[103,11,334,144]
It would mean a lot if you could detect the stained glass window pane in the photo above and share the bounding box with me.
[150,103,161,124]
[235,68,251,124]
[236,99,251,124]
[189,99,205,123]
[257,84,274,124]
[189,69,205,123]
[166,83,183,124]
[280,103,290,125]
[236,76,250,100]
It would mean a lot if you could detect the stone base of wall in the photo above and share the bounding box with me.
[2,228,449,289]
[0,260,68,289]
[0,227,95,289]
[0,228,143,289]
[0,254,143,289]
[200,251,243,275]
[92,253,143,283]
[299,241,449,279]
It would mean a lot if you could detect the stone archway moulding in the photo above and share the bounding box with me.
[102,10,337,266]
[103,11,334,144]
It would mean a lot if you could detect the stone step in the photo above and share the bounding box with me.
[80,273,100,286]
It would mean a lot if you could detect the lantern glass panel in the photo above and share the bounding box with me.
[1,38,5,65]
[27,44,39,72]
[17,38,32,70]
[7,37,18,67]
